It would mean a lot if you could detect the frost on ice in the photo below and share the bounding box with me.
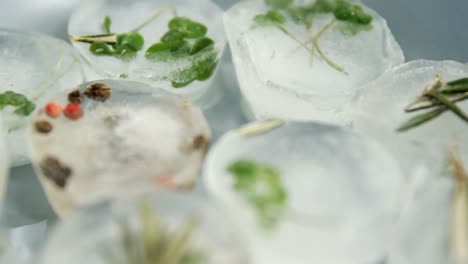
[0,29,83,166]
[224,0,404,122]
[28,80,211,217]
[68,0,226,106]
[204,121,404,264]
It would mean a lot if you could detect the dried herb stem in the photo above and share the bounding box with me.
[311,19,345,73]
[131,6,177,33]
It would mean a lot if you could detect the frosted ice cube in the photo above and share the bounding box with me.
[40,191,249,264]
[68,0,226,108]
[203,120,404,264]
[0,29,84,167]
[351,60,468,174]
[224,0,404,123]
[28,80,211,217]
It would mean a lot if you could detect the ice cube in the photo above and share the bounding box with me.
[28,80,211,217]
[351,60,468,174]
[388,176,454,264]
[0,29,84,167]
[0,117,7,205]
[224,0,404,123]
[203,120,405,264]
[68,0,226,108]
[40,191,249,264]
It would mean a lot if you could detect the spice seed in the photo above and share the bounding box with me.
[39,157,72,188]
[84,83,112,102]
[68,89,84,104]
[35,120,53,134]
[193,135,209,150]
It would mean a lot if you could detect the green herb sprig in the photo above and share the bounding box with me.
[0,91,36,116]
[253,0,373,73]
[70,8,218,88]
[397,76,468,132]
[104,201,207,264]
[145,17,217,88]
[227,159,287,230]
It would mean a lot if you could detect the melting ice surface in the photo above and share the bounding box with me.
[0,29,83,167]
[204,121,405,264]
[351,60,468,174]
[68,0,226,107]
[224,0,404,122]
[40,192,248,264]
[28,80,211,217]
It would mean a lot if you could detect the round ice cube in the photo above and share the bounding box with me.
[0,29,84,167]
[28,80,211,217]
[39,191,249,264]
[68,0,226,108]
[351,60,468,174]
[224,0,404,122]
[203,120,404,264]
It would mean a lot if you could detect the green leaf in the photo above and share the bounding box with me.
[117,32,144,51]
[442,78,468,94]
[429,92,468,122]
[161,29,186,44]
[113,44,138,61]
[14,100,35,116]
[0,91,36,116]
[89,42,113,56]
[104,16,112,34]
[254,10,286,26]
[227,159,287,230]
[265,0,293,9]
[189,37,214,55]
[397,107,446,132]
[334,0,373,25]
[145,42,189,62]
[168,17,207,39]
[170,51,218,88]
[338,21,373,36]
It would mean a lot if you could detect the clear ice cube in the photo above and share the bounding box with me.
[40,191,249,264]
[0,29,84,167]
[68,0,226,107]
[351,60,468,174]
[224,0,404,123]
[28,80,211,217]
[203,121,405,264]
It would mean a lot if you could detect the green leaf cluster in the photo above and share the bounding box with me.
[398,76,468,132]
[89,17,144,61]
[146,17,218,88]
[104,202,207,264]
[0,91,36,116]
[227,159,287,230]
[260,0,373,35]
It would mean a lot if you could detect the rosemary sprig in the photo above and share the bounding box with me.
[397,75,468,132]
[448,149,468,263]
[105,201,206,264]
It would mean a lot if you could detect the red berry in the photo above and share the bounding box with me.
[45,102,63,118]
[63,103,84,121]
